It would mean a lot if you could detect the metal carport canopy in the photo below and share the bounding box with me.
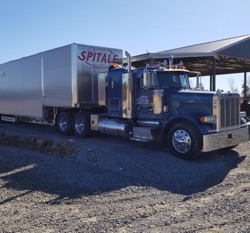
[128,35,250,94]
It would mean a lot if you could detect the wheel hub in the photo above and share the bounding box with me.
[172,129,191,153]
[59,116,68,131]
[74,117,84,134]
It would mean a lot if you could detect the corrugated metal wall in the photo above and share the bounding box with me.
[219,39,250,59]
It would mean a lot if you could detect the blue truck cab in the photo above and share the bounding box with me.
[101,53,249,160]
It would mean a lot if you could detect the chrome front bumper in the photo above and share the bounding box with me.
[203,126,249,152]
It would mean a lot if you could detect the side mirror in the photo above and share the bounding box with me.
[143,71,150,89]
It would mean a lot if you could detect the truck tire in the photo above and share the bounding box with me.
[56,112,73,135]
[73,112,91,138]
[167,122,202,160]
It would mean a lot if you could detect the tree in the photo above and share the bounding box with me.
[192,77,205,90]
[241,76,250,100]
[197,81,205,90]
[227,77,239,93]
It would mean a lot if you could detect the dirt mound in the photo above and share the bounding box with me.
[0,131,76,156]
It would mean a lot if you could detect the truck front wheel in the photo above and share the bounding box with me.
[167,122,202,160]
[73,112,91,138]
[56,112,73,135]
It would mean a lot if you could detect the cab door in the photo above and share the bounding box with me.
[107,70,123,117]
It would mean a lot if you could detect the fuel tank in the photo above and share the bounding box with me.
[98,118,132,138]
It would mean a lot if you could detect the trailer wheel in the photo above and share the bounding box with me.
[167,122,202,160]
[73,112,91,138]
[56,112,73,135]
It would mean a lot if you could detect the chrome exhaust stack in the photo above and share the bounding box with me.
[124,51,133,118]
[125,51,131,73]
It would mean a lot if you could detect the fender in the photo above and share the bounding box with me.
[161,114,212,138]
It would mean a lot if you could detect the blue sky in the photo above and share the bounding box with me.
[1,0,250,92]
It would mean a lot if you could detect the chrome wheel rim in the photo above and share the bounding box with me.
[172,129,191,153]
[59,116,68,131]
[74,117,84,134]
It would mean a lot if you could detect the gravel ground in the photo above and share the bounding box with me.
[0,122,250,233]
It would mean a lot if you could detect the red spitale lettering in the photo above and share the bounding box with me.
[78,49,121,66]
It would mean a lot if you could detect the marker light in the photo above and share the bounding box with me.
[200,115,216,124]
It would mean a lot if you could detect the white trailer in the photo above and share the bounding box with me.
[0,43,123,134]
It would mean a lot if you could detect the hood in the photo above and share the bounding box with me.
[167,89,216,118]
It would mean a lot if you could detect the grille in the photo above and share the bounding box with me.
[219,93,240,129]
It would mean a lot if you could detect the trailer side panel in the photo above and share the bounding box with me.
[0,43,123,119]
[0,54,43,118]
[75,44,123,106]
[43,45,74,107]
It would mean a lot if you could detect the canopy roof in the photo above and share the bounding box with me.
[129,35,250,77]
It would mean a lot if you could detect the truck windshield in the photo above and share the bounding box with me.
[157,72,191,89]
[179,74,191,89]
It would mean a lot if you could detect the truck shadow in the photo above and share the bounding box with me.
[0,138,246,204]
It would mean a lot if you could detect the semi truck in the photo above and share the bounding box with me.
[0,43,249,160]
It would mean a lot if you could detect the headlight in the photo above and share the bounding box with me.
[240,111,246,118]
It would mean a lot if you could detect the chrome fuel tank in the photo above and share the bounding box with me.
[98,118,132,138]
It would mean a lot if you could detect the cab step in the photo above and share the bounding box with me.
[130,126,158,142]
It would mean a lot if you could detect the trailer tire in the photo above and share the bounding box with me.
[167,121,202,160]
[73,112,91,138]
[56,112,73,135]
